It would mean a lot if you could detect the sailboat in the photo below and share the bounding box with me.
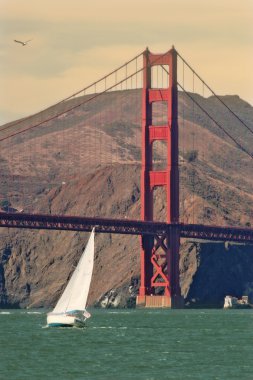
[47,228,95,327]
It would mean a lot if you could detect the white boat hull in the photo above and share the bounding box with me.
[47,313,87,328]
[224,295,252,309]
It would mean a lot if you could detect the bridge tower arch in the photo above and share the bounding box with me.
[137,47,183,308]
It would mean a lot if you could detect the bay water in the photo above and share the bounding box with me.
[0,308,252,380]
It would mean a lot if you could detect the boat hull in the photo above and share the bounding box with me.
[47,313,86,328]
[224,295,252,309]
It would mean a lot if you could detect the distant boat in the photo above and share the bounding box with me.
[224,295,252,309]
[47,228,95,327]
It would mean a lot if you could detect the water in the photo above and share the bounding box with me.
[0,309,252,380]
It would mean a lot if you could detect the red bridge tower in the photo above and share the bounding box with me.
[136,47,183,308]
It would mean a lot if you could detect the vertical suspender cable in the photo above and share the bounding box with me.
[192,71,195,224]
[182,61,185,223]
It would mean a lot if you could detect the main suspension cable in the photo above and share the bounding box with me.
[160,63,253,160]
[0,51,145,133]
[177,81,253,160]
[177,51,253,135]
[0,67,142,143]
[0,48,173,143]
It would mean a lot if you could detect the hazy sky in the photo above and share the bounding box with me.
[1,0,252,124]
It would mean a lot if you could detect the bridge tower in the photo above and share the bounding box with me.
[136,47,183,308]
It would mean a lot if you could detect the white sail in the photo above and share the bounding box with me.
[52,228,95,314]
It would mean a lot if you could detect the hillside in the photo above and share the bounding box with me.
[0,90,252,308]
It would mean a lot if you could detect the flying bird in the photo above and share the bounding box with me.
[14,39,32,46]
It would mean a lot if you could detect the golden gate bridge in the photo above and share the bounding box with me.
[0,46,252,308]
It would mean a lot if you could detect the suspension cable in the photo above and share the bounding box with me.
[177,81,253,160]
[177,51,253,135]
[160,64,253,160]
[192,71,195,224]
[0,51,145,133]
[0,67,143,143]
[0,48,173,143]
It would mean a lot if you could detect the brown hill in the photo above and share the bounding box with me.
[0,90,252,308]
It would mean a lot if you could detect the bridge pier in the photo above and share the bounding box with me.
[138,46,184,308]
[136,225,184,308]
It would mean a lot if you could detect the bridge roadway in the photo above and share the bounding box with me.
[0,212,252,244]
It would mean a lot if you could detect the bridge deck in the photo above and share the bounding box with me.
[0,212,252,244]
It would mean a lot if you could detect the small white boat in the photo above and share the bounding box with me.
[47,228,95,327]
[224,295,251,309]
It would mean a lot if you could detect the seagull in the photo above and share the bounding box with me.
[14,39,32,46]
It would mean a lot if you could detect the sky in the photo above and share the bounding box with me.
[0,0,253,125]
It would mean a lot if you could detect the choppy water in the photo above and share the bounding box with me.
[0,308,252,380]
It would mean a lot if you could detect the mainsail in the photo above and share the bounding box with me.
[53,228,95,314]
